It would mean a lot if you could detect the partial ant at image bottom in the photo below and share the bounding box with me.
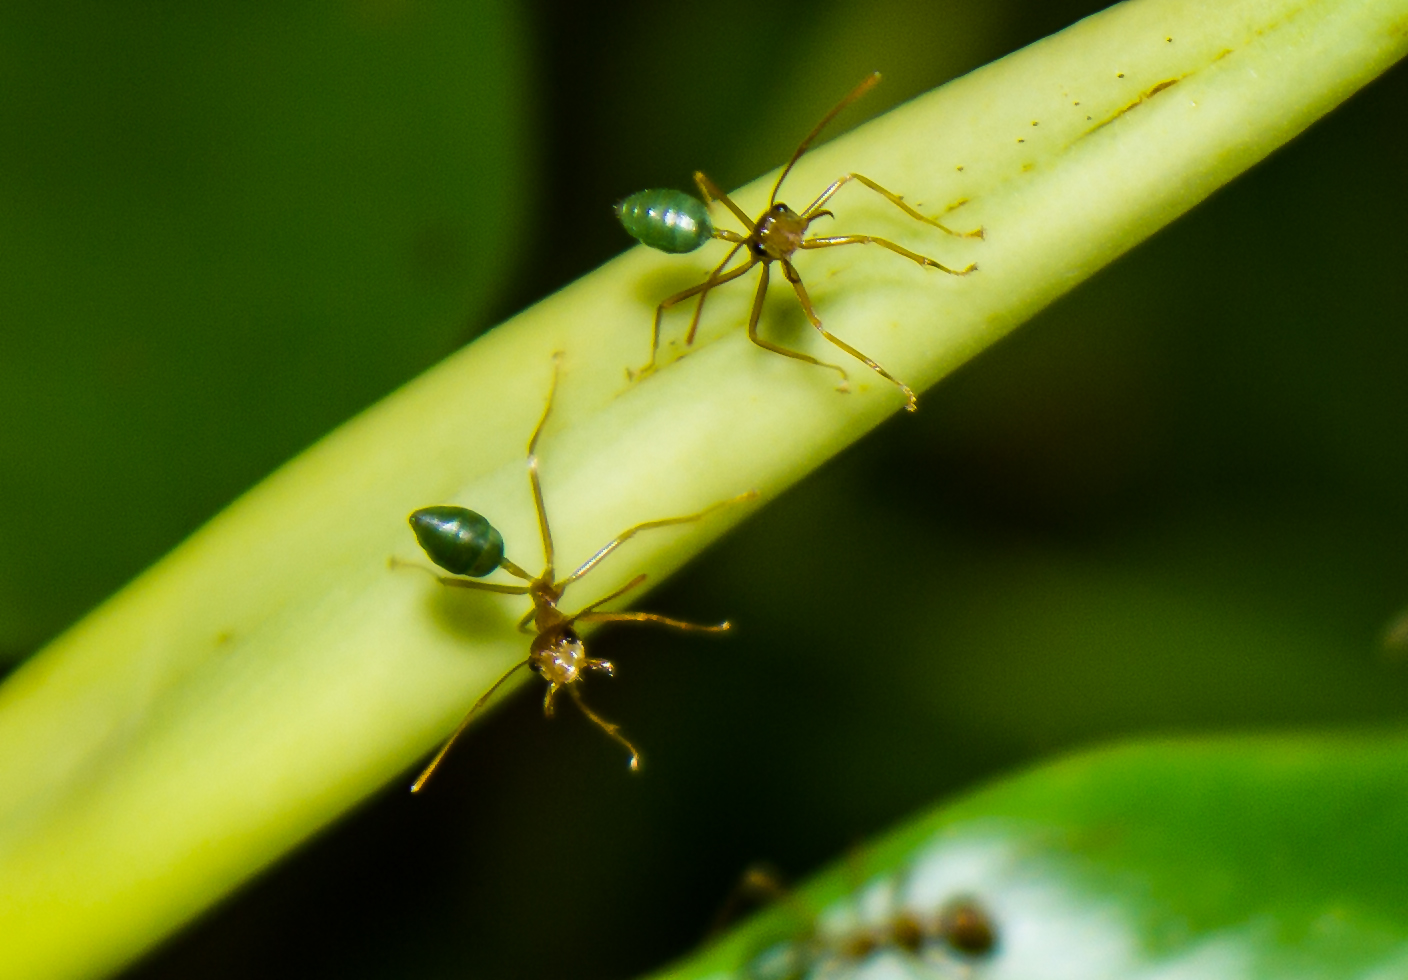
[713,862,998,980]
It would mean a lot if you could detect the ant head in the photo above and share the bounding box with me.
[530,624,586,686]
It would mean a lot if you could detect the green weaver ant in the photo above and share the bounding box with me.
[616,72,981,412]
[403,357,755,791]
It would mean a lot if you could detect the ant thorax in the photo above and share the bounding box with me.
[750,203,809,261]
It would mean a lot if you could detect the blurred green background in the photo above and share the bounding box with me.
[1,1,1405,978]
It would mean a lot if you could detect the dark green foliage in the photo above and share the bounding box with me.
[409,506,505,578]
[0,0,529,657]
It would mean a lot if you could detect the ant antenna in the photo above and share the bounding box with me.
[769,71,881,206]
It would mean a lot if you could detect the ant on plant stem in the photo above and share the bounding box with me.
[401,355,755,791]
[617,71,981,412]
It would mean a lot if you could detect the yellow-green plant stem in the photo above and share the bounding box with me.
[0,0,1404,977]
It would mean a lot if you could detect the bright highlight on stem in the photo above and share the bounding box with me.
[0,0,1403,977]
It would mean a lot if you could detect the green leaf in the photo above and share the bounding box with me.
[646,734,1408,979]
[0,0,1404,976]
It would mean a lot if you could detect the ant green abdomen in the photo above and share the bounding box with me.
[408,506,504,578]
[616,188,713,254]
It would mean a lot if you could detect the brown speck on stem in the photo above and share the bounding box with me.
[1117,72,1125,78]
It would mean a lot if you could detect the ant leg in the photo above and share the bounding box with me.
[686,241,751,346]
[570,574,730,629]
[782,260,917,413]
[527,356,561,577]
[742,261,851,393]
[695,171,756,231]
[800,234,976,276]
[577,610,731,632]
[527,353,561,457]
[769,72,881,206]
[635,251,756,379]
[516,606,537,634]
[568,684,641,770]
[437,578,533,596]
[800,173,984,239]
[389,557,533,594]
[574,573,647,614]
[410,659,530,793]
[558,490,757,587]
